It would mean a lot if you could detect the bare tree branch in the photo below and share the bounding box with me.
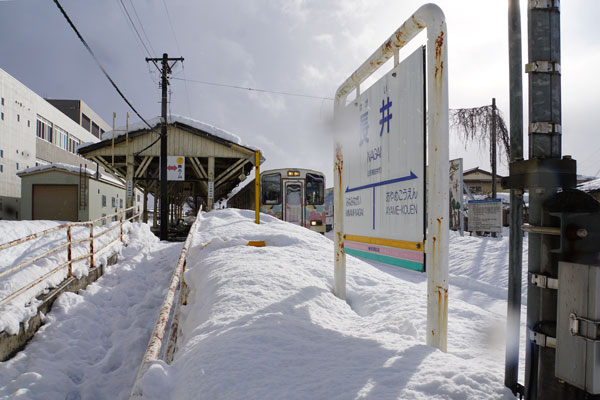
[450,105,510,167]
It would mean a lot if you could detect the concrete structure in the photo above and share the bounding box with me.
[18,163,142,222]
[47,99,110,139]
[0,67,105,219]
[463,167,506,195]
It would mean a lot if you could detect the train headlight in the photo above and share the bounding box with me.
[310,220,322,226]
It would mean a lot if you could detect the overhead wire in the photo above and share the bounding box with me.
[171,77,334,101]
[118,0,152,58]
[161,0,192,116]
[128,0,156,56]
[52,0,155,132]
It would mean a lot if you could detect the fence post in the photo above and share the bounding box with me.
[120,211,124,243]
[67,226,72,278]
[89,223,95,269]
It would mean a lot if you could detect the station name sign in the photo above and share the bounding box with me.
[339,48,426,271]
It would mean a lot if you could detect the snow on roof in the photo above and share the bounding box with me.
[18,163,124,187]
[578,177,600,192]
[18,162,96,177]
[92,115,256,150]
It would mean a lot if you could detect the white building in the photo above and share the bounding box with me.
[0,67,109,219]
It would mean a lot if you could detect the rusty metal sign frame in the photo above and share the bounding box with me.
[333,3,449,351]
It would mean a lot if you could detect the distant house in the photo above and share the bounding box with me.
[463,167,506,195]
[18,163,142,222]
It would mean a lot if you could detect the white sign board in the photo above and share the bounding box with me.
[339,48,425,271]
[208,181,214,199]
[167,156,185,181]
[127,180,133,198]
[468,198,502,233]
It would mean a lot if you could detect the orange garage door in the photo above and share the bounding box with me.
[32,184,78,221]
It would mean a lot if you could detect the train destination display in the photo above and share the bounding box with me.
[339,48,425,271]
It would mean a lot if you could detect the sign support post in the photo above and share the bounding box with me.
[333,4,449,351]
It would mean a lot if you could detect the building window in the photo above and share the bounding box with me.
[102,213,107,225]
[1,112,3,121]
[102,195,107,207]
[1,97,3,105]
[469,185,483,194]
[17,114,20,122]
[27,120,30,127]
[0,165,3,173]
[36,116,53,143]
[92,122,99,138]
[0,150,3,158]
[55,126,69,151]
[16,163,19,170]
[137,194,140,202]
[111,197,116,208]
[82,113,91,131]
[120,199,123,208]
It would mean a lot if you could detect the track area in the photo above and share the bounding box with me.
[0,224,182,400]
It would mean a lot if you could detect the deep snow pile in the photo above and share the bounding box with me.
[0,223,183,400]
[0,220,126,334]
[137,209,516,399]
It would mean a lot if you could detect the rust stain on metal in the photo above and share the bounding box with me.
[384,39,393,52]
[411,15,425,30]
[434,30,445,80]
[436,285,448,338]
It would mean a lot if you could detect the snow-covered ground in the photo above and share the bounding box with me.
[0,222,183,399]
[0,210,528,399]
[0,220,126,335]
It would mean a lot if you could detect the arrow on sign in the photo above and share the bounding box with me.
[345,171,418,193]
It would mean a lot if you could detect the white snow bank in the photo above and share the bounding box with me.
[138,209,514,400]
[0,220,129,334]
[0,223,182,400]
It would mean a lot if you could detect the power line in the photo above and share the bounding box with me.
[171,77,334,101]
[118,0,151,58]
[128,0,156,56]
[161,0,192,116]
[52,0,154,131]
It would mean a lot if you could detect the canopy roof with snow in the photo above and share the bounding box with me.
[77,115,265,208]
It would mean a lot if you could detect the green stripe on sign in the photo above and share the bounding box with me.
[345,248,424,272]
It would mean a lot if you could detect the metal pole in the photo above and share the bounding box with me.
[504,0,524,394]
[255,151,260,224]
[491,98,497,200]
[160,53,169,241]
[524,2,582,398]
[333,4,448,351]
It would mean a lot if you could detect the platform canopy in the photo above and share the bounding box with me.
[78,115,264,212]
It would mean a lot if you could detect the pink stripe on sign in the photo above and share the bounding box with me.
[344,240,424,262]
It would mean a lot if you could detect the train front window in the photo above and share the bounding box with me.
[262,173,281,205]
[306,173,324,205]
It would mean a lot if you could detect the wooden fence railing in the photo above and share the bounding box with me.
[0,206,140,307]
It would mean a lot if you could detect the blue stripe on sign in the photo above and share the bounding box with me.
[468,198,502,204]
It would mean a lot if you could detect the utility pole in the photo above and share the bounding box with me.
[491,97,497,201]
[504,0,524,395]
[145,53,184,241]
[503,2,581,398]
[491,98,497,239]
